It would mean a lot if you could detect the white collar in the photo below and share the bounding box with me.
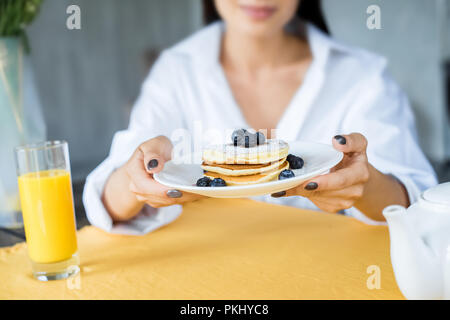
[186,21,351,73]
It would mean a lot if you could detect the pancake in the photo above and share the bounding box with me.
[201,157,287,176]
[204,161,289,186]
[202,139,289,165]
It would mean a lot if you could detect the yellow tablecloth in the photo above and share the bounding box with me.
[0,198,403,299]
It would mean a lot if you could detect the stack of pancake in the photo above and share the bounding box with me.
[201,139,290,186]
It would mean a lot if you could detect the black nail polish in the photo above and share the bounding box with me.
[147,159,158,170]
[334,135,346,145]
[166,190,182,198]
[305,182,318,191]
[271,191,286,198]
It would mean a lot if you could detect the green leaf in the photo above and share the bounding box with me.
[0,0,44,52]
[0,0,44,38]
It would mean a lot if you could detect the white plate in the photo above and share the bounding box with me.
[154,141,343,198]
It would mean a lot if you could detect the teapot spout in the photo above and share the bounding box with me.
[383,205,443,300]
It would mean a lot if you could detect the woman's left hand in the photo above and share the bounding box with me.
[275,133,371,213]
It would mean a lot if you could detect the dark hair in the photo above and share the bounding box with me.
[202,0,329,34]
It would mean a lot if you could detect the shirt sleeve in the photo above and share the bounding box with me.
[82,51,186,235]
[340,68,438,225]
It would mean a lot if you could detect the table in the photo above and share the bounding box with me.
[0,198,404,299]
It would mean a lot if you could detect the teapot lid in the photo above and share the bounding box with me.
[422,182,450,206]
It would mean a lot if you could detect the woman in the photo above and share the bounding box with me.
[83,0,436,234]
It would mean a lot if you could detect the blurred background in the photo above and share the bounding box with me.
[1,0,449,233]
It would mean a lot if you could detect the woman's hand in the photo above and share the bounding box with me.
[102,135,203,222]
[274,133,409,221]
[283,133,370,213]
[126,135,203,207]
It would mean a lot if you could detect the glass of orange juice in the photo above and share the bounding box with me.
[15,141,79,281]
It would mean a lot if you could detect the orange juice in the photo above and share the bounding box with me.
[18,169,77,264]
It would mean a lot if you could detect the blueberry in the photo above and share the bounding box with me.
[256,132,266,145]
[231,129,247,145]
[231,129,260,148]
[211,178,227,187]
[244,132,258,148]
[196,177,212,187]
[233,135,246,147]
[278,169,295,180]
[287,154,304,169]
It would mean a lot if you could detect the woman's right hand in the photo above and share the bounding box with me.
[124,135,203,208]
[103,135,203,222]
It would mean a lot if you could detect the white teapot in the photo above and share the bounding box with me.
[383,182,450,300]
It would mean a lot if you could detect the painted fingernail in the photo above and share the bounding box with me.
[271,191,286,198]
[305,182,318,190]
[147,159,159,170]
[166,189,183,198]
[334,135,346,145]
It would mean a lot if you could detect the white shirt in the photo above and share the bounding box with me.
[83,22,437,235]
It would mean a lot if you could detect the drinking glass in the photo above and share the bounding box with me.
[15,141,79,281]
